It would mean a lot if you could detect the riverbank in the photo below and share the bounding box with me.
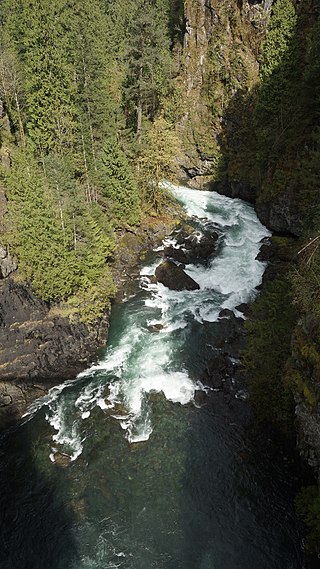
[0,184,305,569]
[0,210,179,429]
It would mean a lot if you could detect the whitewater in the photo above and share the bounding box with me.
[6,184,304,569]
[24,184,271,460]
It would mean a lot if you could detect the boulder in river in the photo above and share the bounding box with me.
[155,261,200,291]
[163,245,189,266]
[184,232,219,260]
[172,229,220,264]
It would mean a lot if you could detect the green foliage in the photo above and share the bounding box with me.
[292,235,320,318]
[138,116,181,211]
[4,0,77,153]
[5,149,80,300]
[124,0,172,133]
[244,277,298,433]
[296,486,320,554]
[98,138,141,226]
[260,0,297,80]
[67,265,116,324]
[4,149,115,320]
[0,0,179,319]
[219,0,320,212]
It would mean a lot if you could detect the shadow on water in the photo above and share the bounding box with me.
[179,391,304,569]
[0,414,79,569]
[175,315,304,569]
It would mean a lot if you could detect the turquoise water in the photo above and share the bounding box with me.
[0,186,302,568]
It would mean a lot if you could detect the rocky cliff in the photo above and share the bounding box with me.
[180,0,320,514]
[0,208,176,428]
[179,0,271,184]
[0,278,109,428]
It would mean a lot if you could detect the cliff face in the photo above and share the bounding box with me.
[290,317,320,486]
[179,0,271,186]
[0,278,109,428]
[180,0,317,237]
[180,0,320,494]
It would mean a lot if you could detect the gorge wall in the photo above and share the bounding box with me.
[179,0,320,549]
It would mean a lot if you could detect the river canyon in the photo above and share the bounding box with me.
[0,186,304,568]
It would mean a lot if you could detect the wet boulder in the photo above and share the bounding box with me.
[155,261,200,291]
[184,232,219,260]
[218,308,234,319]
[235,303,250,318]
[168,229,220,265]
[163,245,189,266]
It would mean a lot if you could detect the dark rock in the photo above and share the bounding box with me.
[179,155,214,182]
[205,315,247,359]
[185,232,219,260]
[0,278,109,385]
[219,308,234,319]
[148,323,164,332]
[111,214,178,300]
[256,242,274,262]
[194,389,207,407]
[0,278,47,327]
[163,245,189,266]
[212,179,257,205]
[235,303,250,317]
[0,244,17,279]
[203,351,245,394]
[167,228,219,266]
[155,261,200,291]
[256,191,303,236]
[212,179,302,236]
[257,238,296,285]
[204,354,228,389]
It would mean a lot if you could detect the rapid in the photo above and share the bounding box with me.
[0,185,303,569]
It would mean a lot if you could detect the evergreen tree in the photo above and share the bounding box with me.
[0,42,26,147]
[4,0,77,154]
[260,0,297,80]
[124,0,172,134]
[138,116,181,210]
[5,149,80,301]
[98,138,141,226]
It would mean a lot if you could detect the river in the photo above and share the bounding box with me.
[0,185,303,568]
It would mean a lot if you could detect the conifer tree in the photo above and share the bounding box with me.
[138,116,181,211]
[124,0,172,134]
[98,138,141,226]
[5,149,80,301]
[4,0,77,154]
[260,0,297,80]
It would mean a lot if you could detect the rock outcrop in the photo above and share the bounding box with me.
[0,213,178,428]
[0,279,109,427]
[0,245,17,279]
[155,260,200,291]
[290,317,320,486]
[255,192,303,237]
[164,228,219,266]
[0,191,17,279]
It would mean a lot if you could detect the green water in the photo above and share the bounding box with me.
[0,187,303,568]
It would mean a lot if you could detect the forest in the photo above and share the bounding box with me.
[1,0,320,556]
[0,0,183,321]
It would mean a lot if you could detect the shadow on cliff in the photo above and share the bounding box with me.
[0,418,79,569]
[210,0,320,236]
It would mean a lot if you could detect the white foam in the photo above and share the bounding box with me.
[35,182,270,458]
